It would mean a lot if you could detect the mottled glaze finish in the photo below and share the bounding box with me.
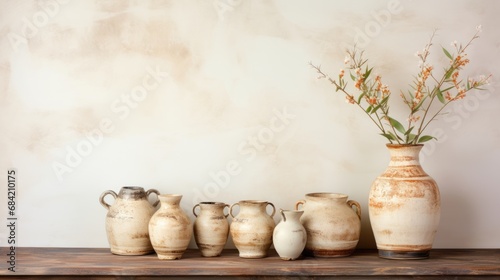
[369,144,441,259]
[99,186,160,255]
[296,193,361,257]
[149,194,192,260]
[229,200,276,258]
[193,202,230,257]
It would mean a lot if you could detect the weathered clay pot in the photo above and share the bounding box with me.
[99,186,160,255]
[369,144,440,259]
[149,194,193,260]
[296,193,361,257]
[272,209,307,260]
[229,200,276,258]
[193,202,230,257]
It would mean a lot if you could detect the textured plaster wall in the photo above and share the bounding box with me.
[0,0,499,249]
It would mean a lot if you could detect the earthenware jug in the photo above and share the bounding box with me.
[272,209,307,260]
[99,186,160,255]
[295,193,361,257]
[229,200,276,258]
[193,202,230,257]
[149,194,192,260]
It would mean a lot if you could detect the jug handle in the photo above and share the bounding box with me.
[267,202,276,217]
[295,200,306,210]
[223,204,230,218]
[192,203,200,217]
[347,200,361,220]
[280,209,286,222]
[146,189,160,207]
[99,190,117,210]
[229,202,239,218]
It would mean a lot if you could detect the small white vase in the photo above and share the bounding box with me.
[273,209,307,260]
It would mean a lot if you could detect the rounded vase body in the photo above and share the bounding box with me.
[272,210,307,260]
[229,200,276,258]
[99,186,160,255]
[149,194,193,260]
[369,144,440,259]
[193,202,230,257]
[296,193,361,257]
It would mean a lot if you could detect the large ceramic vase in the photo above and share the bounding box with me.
[149,194,193,260]
[272,209,307,260]
[295,193,361,257]
[99,186,160,255]
[193,202,230,257]
[229,200,276,258]
[369,144,441,259]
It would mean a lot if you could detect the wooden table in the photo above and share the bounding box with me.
[1,247,499,279]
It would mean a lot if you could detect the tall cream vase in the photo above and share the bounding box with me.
[369,144,441,259]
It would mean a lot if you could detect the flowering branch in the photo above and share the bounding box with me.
[311,26,491,145]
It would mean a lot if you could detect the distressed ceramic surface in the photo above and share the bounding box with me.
[369,144,441,259]
[99,186,159,255]
[229,200,276,258]
[296,193,361,257]
[149,194,193,260]
[0,1,498,249]
[193,202,230,257]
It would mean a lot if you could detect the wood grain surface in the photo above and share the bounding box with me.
[1,247,499,279]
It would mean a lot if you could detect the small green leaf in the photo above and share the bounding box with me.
[442,47,453,60]
[445,68,455,80]
[380,95,389,105]
[405,126,414,136]
[357,92,366,104]
[436,89,445,104]
[407,133,417,143]
[371,103,381,114]
[350,72,356,81]
[364,66,373,79]
[417,135,436,143]
[380,133,395,141]
[388,117,406,135]
[411,97,427,114]
[388,131,403,141]
[365,105,372,113]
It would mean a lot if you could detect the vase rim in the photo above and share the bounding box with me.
[280,209,304,213]
[386,144,424,148]
[238,200,268,204]
[121,186,145,191]
[158,194,182,199]
[198,201,226,205]
[305,192,348,199]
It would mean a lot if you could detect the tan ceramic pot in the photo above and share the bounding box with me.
[193,202,230,257]
[229,200,276,258]
[99,186,160,255]
[272,210,307,260]
[296,193,361,257]
[369,144,440,259]
[148,194,193,260]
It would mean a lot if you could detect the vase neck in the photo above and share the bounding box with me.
[118,186,146,200]
[387,145,422,167]
[159,194,182,208]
